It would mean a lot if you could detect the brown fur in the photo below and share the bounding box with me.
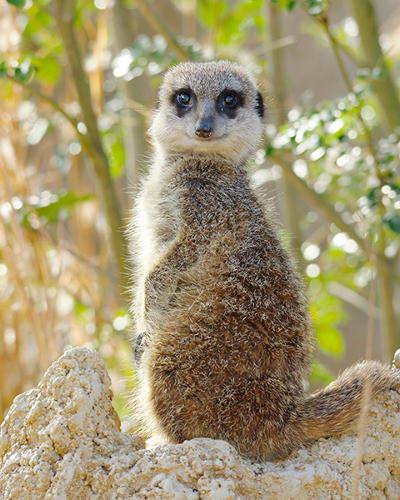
[130,61,399,461]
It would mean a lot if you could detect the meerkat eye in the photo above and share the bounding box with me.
[176,90,192,106]
[218,90,243,118]
[173,89,195,116]
[223,93,239,108]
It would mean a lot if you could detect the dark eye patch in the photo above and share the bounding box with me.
[171,87,195,117]
[255,91,264,119]
[217,89,243,118]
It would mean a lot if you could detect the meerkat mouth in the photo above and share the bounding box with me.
[190,133,227,142]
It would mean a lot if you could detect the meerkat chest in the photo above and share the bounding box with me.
[138,175,181,260]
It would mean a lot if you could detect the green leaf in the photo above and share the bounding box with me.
[383,213,400,234]
[23,191,94,226]
[32,57,61,85]
[366,186,379,208]
[388,183,400,195]
[309,360,334,386]
[304,0,330,16]
[23,6,52,36]
[197,0,226,26]
[13,61,37,82]
[74,299,92,324]
[103,130,126,179]
[7,0,26,8]
[275,0,297,10]
[310,282,346,358]
[316,325,345,357]
[0,61,7,78]
[265,144,274,157]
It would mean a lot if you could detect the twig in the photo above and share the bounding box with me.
[134,0,190,62]
[252,36,296,57]
[270,154,364,249]
[60,242,116,282]
[320,17,353,91]
[318,14,399,357]
[124,98,152,119]
[349,0,400,132]
[319,16,381,168]
[327,282,379,318]
[268,154,399,283]
[327,36,364,68]
[6,74,115,174]
[7,76,80,134]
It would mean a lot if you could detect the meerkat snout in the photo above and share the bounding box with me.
[195,100,214,138]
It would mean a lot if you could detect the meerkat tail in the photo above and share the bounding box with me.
[292,360,399,442]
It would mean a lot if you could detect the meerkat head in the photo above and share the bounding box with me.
[150,61,265,163]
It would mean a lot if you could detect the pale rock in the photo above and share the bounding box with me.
[1,347,399,499]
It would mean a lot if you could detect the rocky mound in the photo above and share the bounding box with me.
[1,347,399,499]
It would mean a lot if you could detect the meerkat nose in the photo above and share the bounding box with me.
[195,127,212,138]
[195,117,213,138]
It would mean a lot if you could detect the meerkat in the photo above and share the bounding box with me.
[129,60,399,461]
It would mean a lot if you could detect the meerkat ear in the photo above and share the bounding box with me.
[255,91,264,119]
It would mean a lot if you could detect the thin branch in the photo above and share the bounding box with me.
[318,14,399,356]
[134,0,190,62]
[7,74,106,169]
[252,36,296,58]
[270,154,365,248]
[299,4,364,68]
[328,37,364,68]
[8,75,82,138]
[52,0,103,148]
[124,97,152,119]
[319,16,381,169]
[268,153,399,283]
[52,0,129,296]
[59,242,116,282]
[327,282,379,318]
[112,0,151,187]
[349,0,400,132]
[320,18,353,91]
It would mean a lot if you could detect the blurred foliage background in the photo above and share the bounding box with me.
[0,0,399,425]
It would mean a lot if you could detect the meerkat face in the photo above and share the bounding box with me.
[150,61,264,163]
